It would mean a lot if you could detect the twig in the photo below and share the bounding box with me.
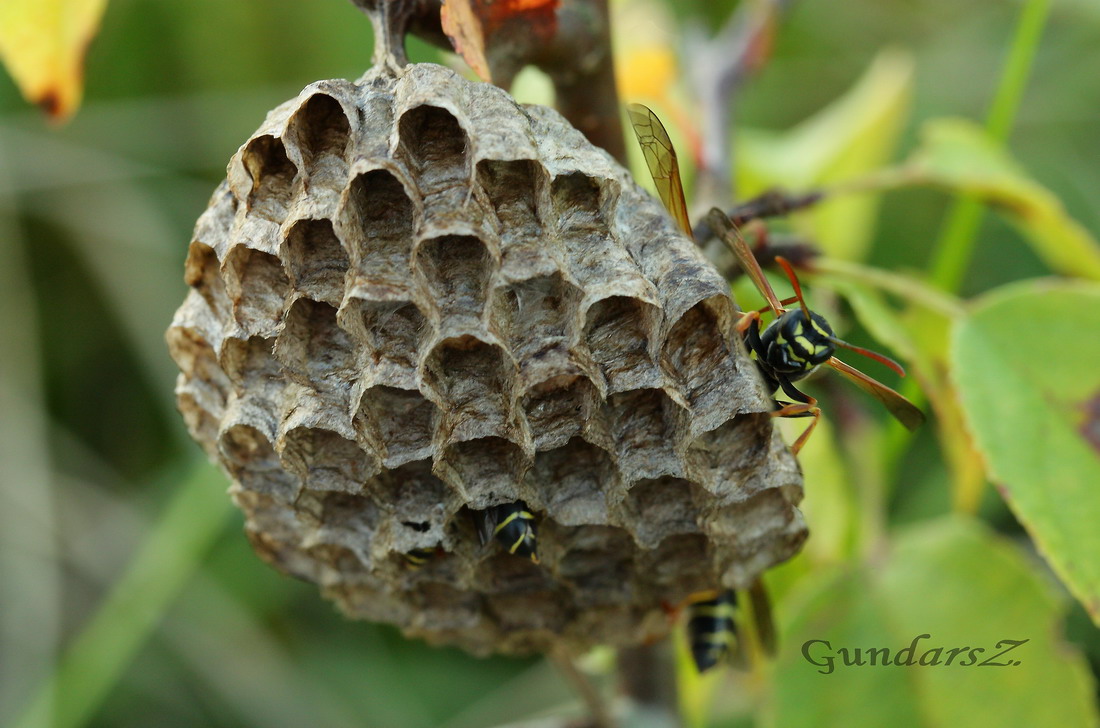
[690,188,823,243]
[616,643,680,727]
[549,646,614,728]
[539,0,625,164]
[686,0,793,208]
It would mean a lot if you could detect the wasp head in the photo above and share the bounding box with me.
[774,308,836,368]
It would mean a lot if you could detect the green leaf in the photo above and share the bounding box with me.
[908,119,1100,281]
[738,49,913,260]
[953,280,1100,623]
[0,0,109,121]
[782,415,855,565]
[765,516,1098,728]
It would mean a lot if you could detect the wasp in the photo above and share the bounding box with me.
[628,103,924,454]
[476,501,540,564]
[686,589,739,673]
[401,547,438,569]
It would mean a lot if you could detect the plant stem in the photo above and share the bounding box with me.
[550,647,614,728]
[926,0,1052,294]
[0,138,62,728]
[617,642,681,727]
[547,0,625,164]
[688,0,790,208]
[812,258,962,317]
[883,0,1052,494]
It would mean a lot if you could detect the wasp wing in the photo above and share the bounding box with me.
[748,578,777,657]
[707,207,785,316]
[472,508,498,545]
[627,103,694,239]
[827,357,925,431]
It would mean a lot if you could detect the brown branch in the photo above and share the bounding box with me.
[533,0,625,163]
[350,0,625,163]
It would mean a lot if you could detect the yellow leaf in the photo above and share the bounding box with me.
[611,0,678,103]
[0,0,108,122]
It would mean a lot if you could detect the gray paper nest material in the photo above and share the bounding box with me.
[166,62,807,655]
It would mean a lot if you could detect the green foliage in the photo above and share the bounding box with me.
[738,49,913,260]
[954,281,1100,625]
[12,463,232,728]
[905,119,1100,281]
[768,518,1097,728]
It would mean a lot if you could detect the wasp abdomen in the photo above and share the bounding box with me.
[402,547,438,569]
[687,589,738,673]
[490,502,539,564]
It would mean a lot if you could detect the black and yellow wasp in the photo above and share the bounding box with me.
[686,589,739,672]
[627,103,924,454]
[401,547,438,569]
[477,501,540,564]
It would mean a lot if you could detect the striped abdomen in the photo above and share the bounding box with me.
[687,589,738,672]
[491,502,539,564]
[402,547,437,569]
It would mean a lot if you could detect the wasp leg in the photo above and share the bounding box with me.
[751,295,799,316]
[661,588,722,620]
[773,404,820,455]
[771,373,821,455]
[738,313,774,378]
[772,399,816,418]
[736,308,763,338]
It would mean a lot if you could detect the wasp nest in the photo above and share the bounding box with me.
[166,62,806,655]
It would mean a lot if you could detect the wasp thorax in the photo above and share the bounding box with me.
[763,309,836,376]
[166,62,807,656]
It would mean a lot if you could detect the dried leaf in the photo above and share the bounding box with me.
[441,0,558,82]
[441,0,491,80]
[0,0,109,122]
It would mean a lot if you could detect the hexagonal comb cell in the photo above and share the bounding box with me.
[241,135,296,221]
[281,219,348,305]
[415,234,493,332]
[166,62,806,657]
[223,246,290,337]
[279,425,375,494]
[275,298,356,391]
[339,168,415,295]
[287,92,351,186]
[477,160,549,280]
[494,273,584,387]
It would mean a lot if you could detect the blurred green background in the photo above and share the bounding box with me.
[1,0,1099,726]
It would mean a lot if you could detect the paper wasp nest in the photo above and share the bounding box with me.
[166,62,806,655]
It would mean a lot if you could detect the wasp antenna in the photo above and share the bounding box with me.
[774,256,812,320]
[829,337,906,377]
